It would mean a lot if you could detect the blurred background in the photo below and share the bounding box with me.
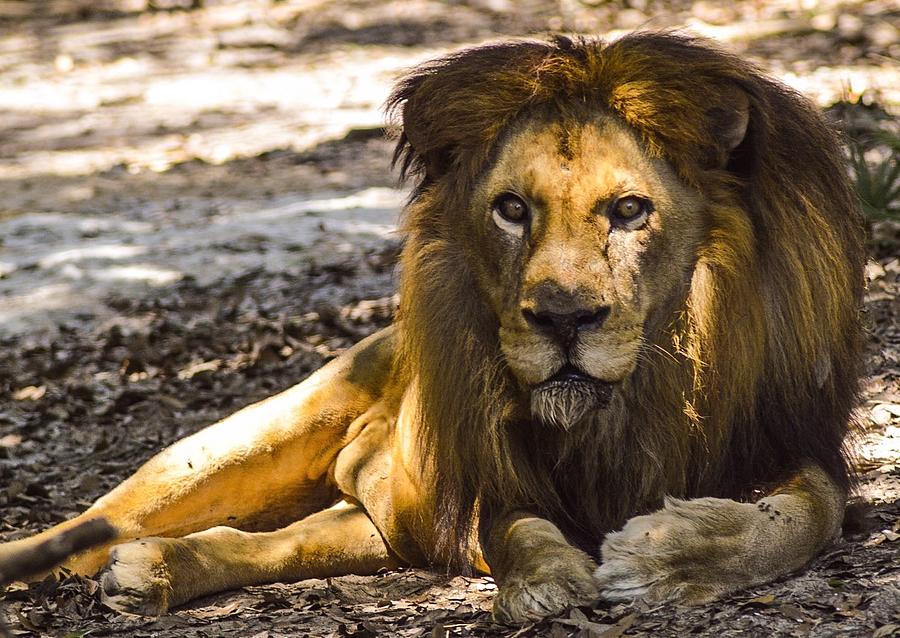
[0,0,896,333]
[0,2,898,636]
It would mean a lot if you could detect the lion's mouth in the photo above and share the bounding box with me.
[543,363,593,384]
[530,364,615,429]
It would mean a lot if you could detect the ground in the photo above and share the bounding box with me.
[0,1,898,637]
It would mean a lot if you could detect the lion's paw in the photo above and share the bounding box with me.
[493,550,599,624]
[100,539,176,616]
[595,497,757,604]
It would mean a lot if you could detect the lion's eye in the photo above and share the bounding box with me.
[610,195,652,229]
[492,193,529,237]
[494,193,528,223]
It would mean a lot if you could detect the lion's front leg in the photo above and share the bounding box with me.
[484,512,599,624]
[595,464,845,604]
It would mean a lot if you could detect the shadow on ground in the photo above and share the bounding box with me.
[0,1,898,637]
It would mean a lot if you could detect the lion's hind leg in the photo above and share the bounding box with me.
[595,464,845,604]
[0,327,397,581]
[100,499,401,616]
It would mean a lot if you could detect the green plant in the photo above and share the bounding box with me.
[849,131,900,221]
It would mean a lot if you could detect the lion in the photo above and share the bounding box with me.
[0,32,865,624]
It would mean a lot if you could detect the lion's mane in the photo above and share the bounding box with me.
[387,32,865,569]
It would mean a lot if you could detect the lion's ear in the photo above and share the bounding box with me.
[708,87,750,165]
[401,107,452,180]
[388,70,463,183]
[388,41,558,184]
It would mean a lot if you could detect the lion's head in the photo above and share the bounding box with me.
[469,112,715,428]
[388,32,865,567]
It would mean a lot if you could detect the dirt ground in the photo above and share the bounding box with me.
[0,1,898,637]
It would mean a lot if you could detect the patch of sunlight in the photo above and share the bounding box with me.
[180,119,361,167]
[59,263,86,280]
[0,32,37,54]
[0,116,379,179]
[780,65,900,108]
[92,265,183,286]
[859,424,900,465]
[684,17,812,44]
[1,212,154,238]
[140,50,413,113]
[0,283,75,322]
[324,218,398,240]
[306,188,404,213]
[39,244,147,269]
[0,144,187,179]
[0,43,438,178]
[94,56,151,82]
[244,188,404,223]
[60,184,98,202]
[76,217,155,235]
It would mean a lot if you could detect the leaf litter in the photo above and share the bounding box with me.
[0,224,896,638]
[0,1,898,636]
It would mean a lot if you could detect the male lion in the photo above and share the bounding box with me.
[0,32,864,624]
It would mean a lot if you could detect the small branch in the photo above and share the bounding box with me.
[0,518,116,585]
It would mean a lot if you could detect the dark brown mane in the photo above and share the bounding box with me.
[387,32,865,570]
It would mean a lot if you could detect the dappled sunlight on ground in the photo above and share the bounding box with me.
[0,186,403,334]
[0,0,895,333]
[0,47,424,178]
[0,2,897,636]
[0,0,896,182]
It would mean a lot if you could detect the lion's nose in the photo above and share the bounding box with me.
[522,304,610,345]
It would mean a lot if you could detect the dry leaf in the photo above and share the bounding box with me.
[12,386,45,401]
[880,403,900,417]
[0,434,22,448]
[777,604,809,622]
[874,624,900,638]
[554,609,613,635]
[872,406,894,425]
[186,600,244,619]
[743,594,777,605]
[598,613,636,638]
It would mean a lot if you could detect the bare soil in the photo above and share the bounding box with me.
[0,1,897,636]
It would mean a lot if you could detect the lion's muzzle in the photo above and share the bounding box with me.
[520,279,610,350]
[521,305,611,349]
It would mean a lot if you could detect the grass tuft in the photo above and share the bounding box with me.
[848,127,900,221]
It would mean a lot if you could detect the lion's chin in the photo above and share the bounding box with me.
[530,366,615,429]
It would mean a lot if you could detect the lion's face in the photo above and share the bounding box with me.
[466,115,705,428]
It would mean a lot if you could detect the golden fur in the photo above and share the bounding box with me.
[0,32,865,623]
[389,31,864,567]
